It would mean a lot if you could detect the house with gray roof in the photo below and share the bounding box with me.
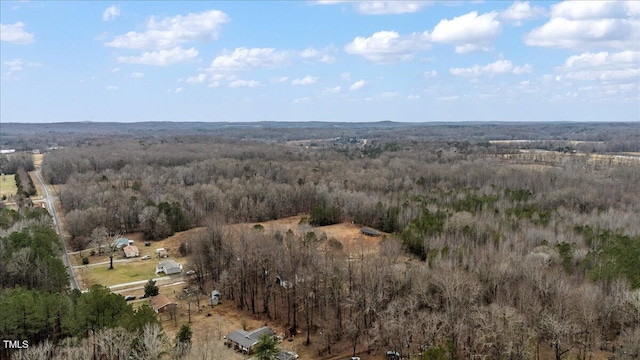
[360,227,381,236]
[155,260,182,275]
[224,326,275,354]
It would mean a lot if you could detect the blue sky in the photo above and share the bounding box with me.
[1,1,638,123]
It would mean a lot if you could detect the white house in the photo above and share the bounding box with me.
[156,260,182,275]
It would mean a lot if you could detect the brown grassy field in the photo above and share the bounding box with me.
[32,153,43,168]
[242,215,385,257]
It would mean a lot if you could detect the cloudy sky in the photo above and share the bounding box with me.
[1,1,638,122]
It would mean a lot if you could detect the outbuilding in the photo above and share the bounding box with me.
[360,227,381,236]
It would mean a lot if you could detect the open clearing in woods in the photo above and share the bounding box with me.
[0,174,17,197]
[76,229,203,289]
[94,216,388,359]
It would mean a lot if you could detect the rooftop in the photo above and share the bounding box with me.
[150,294,176,311]
[158,259,180,268]
[226,326,274,350]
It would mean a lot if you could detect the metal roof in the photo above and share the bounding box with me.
[226,326,274,350]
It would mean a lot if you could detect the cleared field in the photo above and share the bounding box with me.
[0,174,17,197]
[32,153,43,168]
[244,215,386,257]
[81,260,158,286]
[77,230,201,288]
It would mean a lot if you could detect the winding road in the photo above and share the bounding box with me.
[35,169,79,290]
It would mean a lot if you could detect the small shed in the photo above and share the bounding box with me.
[360,227,381,236]
[150,294,177,314]
[210,290,221,306]
[155,248,168,258]
[123,245,139,258]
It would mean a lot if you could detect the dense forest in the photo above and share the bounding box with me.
[1,122,639,359]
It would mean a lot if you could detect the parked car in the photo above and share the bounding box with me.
[124,295,136,301]
[385,350,401,360]
[141,255,151,260]
[350,357,361,360]
[186,270,196,275]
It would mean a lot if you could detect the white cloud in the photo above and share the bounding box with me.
[186,73,207,83]
[561,50,640,81]
[174,87,184,93]
[500,1,546,25]
[349,79,367,91]
[425,70,438,78]
[315,1,430,15]
[106,85,119,90]
[293,97,311,103]
[210,47,292,71]
[379,91,398,98]
[111,67,120,73]
[228,79,263,88]
[102,5,121,21]
[0,22,34,44]
[437,95,459,101]
[513,64,533,74]
[105,10,228,50]
[450,59,533,76]
[117,47,198,66]
[526,1,639,50]
[322,86,341,95]
[129,72,145,78]
[407,94,420,100]
[300,47,336,63]
[345,30,429,63]
[270,76,289,83]
[355,1,430,15]
[430,11,501,53]
[341,72,351,81]
[292,75,318,85]
[3,58,39,71]
[3,59,24,71]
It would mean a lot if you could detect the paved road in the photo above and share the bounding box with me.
[35,169,80,290]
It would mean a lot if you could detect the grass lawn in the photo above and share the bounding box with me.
[81,260,160,287]
[0,174,17,197]
[78,235,190,287]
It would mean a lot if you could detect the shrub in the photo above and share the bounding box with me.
[82,257,89,265]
